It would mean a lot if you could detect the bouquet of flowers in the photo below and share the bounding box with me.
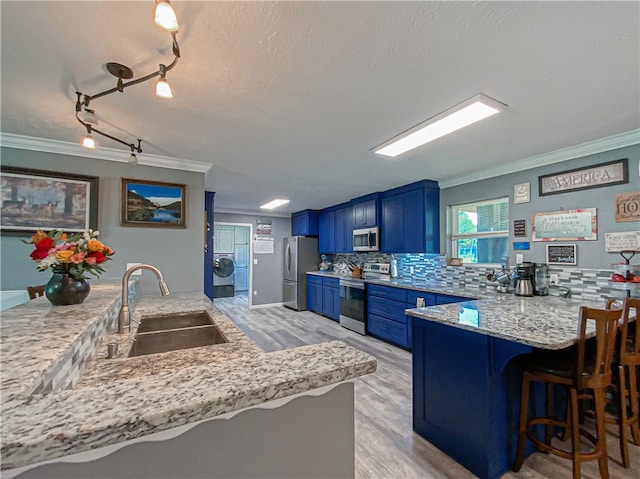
[24,230,115,280]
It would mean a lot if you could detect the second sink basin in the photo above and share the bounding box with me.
[136,311,213,333]
[128,325,228,357]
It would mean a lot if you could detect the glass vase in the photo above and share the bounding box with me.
[45,272,90,306]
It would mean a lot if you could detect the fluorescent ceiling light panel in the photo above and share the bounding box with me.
[375,94,506,158]
[260,198,290,210]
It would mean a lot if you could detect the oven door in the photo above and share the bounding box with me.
[339,281,366,335]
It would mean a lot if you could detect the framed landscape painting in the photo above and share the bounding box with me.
[0,166,98,235]
[121,178,186,228]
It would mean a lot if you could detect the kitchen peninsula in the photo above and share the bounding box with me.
[407,293,604,479]
[0,283,376,478]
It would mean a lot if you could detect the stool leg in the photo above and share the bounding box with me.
[513,373,531,472]
[618,364,630,468]
[593,387,610,479]
[570,387,581,479]
[546,382,554,445]
[627,363,640,445]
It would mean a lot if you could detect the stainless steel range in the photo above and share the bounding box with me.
[339,262,391,335]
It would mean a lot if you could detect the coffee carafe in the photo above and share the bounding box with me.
[534,263,549,296]
[515,262,535,297]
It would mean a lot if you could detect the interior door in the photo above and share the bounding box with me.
[233,226,250,292]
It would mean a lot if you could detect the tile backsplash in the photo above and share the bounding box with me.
[329,253,635,301]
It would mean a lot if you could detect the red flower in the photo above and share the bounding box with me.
[88,251,106,264]
[35,237,54,251]
[30,248,49,261]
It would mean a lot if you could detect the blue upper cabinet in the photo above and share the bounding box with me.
[381,180,440,254]
[291,209,320,237]
[352,193,379,227]
[319,203,352,254]
[318,210,335,253]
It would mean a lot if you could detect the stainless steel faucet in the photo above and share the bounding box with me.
[118,264,170,334]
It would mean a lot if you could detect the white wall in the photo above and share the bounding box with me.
[1,147,205,294]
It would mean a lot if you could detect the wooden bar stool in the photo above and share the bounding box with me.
[27,285,46,300]
[606,297,640,468]
[513,306,622,479]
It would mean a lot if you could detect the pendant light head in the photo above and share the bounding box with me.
[129,153,138,165]
[155,64,173,98]
[155,0,179,32]
[81,134,96,149]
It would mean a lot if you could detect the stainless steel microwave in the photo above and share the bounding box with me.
[353,227,380,252]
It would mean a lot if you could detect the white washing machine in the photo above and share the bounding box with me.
[214,253,235,298]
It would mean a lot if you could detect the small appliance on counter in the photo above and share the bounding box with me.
[514,262,535,297]
[319,254,333,271]
[534,263,549,296]
[486,269,512,293]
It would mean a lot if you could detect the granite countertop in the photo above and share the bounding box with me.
[0,288,377,471]
[308,270,605,350]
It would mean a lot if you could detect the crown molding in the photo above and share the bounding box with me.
[214,207,291,218]
[438,129,640,188]
[0,133,212,174]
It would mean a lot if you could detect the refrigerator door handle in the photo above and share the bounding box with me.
[285,243,291,274]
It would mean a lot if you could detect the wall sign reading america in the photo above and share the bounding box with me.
[538,158,628,196]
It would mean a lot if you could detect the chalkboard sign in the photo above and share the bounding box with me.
[546,244,577,265]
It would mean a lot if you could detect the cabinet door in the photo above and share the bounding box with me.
[318,211,335,253]
[322,285,340,321]
[307,282,322,313]
[334,208,346,253]
[368,314,408,348]
[402,188,425,253]
[291,212,306,236]
[353,199,377,227]
[381,194,404,252]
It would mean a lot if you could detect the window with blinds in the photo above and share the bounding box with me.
[450,197,509,264]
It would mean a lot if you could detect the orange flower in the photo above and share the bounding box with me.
[56,250,74,263]
[87,239,105,252]
[31,231,47,244]
[103,246,114,255]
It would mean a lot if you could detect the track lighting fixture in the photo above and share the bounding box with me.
[75,0,181,161]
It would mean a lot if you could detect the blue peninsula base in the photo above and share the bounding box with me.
[412,318,540,479]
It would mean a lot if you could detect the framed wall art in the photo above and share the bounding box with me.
[546,244,577,265]
[121,178,186,228]
[513,182,530,204]
[538,158,628,196]
[0,166,98,235]
[532,208,597,241]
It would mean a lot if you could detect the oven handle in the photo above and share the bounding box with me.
[339,280,365,290]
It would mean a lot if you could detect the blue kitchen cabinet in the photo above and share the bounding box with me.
[351,194,379,227]
[307,275,339,321]
[322,277,340,321]
[319,204,352,254]
[367,284,410,349]
[306,275,323,313]
[318,210,335,253]
[291,209,319,237]
[381,180,440,253]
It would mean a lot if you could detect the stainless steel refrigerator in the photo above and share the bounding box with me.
[283,236,320,310]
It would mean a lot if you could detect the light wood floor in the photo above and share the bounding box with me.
[215,293,639,479]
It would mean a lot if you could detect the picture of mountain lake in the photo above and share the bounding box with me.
[122,180,186,228]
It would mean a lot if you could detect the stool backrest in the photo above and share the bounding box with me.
[609,297,640,359]
[575,306,622,389]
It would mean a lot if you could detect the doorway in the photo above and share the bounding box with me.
[213,222,252,306]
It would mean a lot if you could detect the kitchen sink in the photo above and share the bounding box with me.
[136,311,213,333]
[128,312,228,357]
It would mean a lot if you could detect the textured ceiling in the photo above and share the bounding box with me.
[1,1,639,214]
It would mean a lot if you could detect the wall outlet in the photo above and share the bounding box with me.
[253,291,257,296]
[409,266,415,275]
[550,274,559,286]
[254,258,258,264]
[516,254,524,264]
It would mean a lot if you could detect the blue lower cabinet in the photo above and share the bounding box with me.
[322,277,340,321]
[307,275,340,321]
[367,285,409,349]
[368,314,408,348]
[307,276,323,313]
[435,293,473,305]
